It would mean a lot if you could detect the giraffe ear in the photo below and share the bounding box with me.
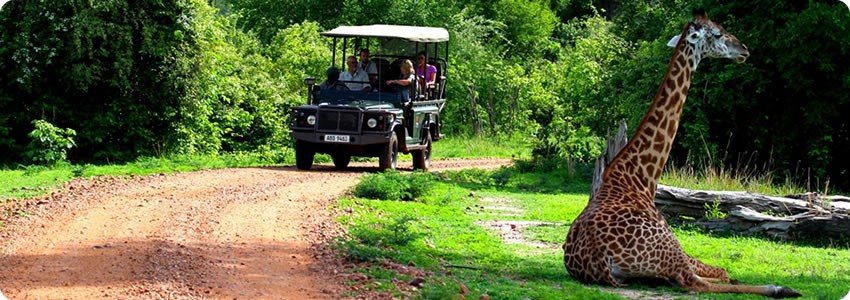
[667,35,681,47]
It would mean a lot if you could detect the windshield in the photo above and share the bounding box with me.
[314,90,402,109]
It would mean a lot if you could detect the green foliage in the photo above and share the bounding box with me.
[704,198,727,220]
[336,214,425,262]
[354,171,436,201]
[25,120,76,165]
[0,0,203,161]
[490,0,558,58]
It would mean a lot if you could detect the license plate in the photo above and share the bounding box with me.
[324,135,350,143]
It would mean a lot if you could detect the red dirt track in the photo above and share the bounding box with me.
[0,158,511,299]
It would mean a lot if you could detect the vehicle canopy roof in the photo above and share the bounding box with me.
[321,25,449,43]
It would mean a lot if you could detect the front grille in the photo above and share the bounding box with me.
[318,110,360,132]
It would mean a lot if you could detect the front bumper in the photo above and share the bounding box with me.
[290,130,391,146]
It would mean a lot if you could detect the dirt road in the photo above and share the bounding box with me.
[0,158,511,299]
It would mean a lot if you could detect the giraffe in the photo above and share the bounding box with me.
[562,9,802,298]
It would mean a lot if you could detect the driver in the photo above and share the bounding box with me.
[319,67,348,90]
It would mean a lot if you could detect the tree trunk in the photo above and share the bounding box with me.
[467,84,482,136]
[486,84,496,134]
[590,119,628,201]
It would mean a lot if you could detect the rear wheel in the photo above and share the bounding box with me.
[332,153,351,169]
[412,132,432,171]
[379,132,398,170]
[295,140,315,170]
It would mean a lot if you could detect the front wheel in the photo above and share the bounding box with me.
[295,140,315,170]
[412,132,432,171]
[379,132,398,171]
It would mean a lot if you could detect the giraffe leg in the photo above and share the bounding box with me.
[687,256,731,283]
[581,255,628,287]
[674,271,802,298]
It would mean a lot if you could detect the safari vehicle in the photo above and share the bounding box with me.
[288,25,449,171]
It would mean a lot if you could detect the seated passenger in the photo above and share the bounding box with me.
[386,59,417,101]
[319,67,348,91]
[415,51,437,93]
[358,48,378,75]
[340,56,370,91]
[358,48,380,92]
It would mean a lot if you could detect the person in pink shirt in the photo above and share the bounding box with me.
[415,51,437,95]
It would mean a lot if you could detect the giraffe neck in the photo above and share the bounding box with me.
[602,26,698,201]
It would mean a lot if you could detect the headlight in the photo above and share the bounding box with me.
[367,118,378,128]
[307,115,317,125]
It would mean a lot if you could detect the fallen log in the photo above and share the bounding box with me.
[655,185,850,240]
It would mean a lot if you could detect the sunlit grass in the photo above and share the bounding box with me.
[336,161,849,299]
[433,134,533,159]
[661,162,805,196]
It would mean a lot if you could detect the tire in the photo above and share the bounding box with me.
[295,140,315,170]
[332,153,351,169]
[412,132,432,171]
[379,132,398,170]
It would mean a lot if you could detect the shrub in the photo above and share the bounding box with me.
[353,171,435,201]
[335,214,424,262]
[25,120,76,165]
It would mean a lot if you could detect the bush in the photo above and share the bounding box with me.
[353,171,435,201]
[24,120,76,165]
[335,214,424,262]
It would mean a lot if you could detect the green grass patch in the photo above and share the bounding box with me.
[335,159,850,299]
[336,160,620,299]
[433,134,533,159]
[0,152,285,202]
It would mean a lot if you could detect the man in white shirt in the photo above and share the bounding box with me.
[340,56,370,91]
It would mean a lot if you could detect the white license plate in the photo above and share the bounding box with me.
[324,135,350,143]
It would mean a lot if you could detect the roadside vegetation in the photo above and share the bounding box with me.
[337,161,850,299]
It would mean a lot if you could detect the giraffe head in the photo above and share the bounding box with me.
[667,9,749,64]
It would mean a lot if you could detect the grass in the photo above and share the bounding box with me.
[335,161,850,299]
[433,134,533,159]
[661,160,805,196]
[0,152,283,203]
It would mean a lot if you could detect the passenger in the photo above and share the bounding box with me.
[340,56,370,91]
[319,67,348,90]
[358,48,378,75]
[415,51,437,92]
[386,59,417,101]
[358,48,379,91]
